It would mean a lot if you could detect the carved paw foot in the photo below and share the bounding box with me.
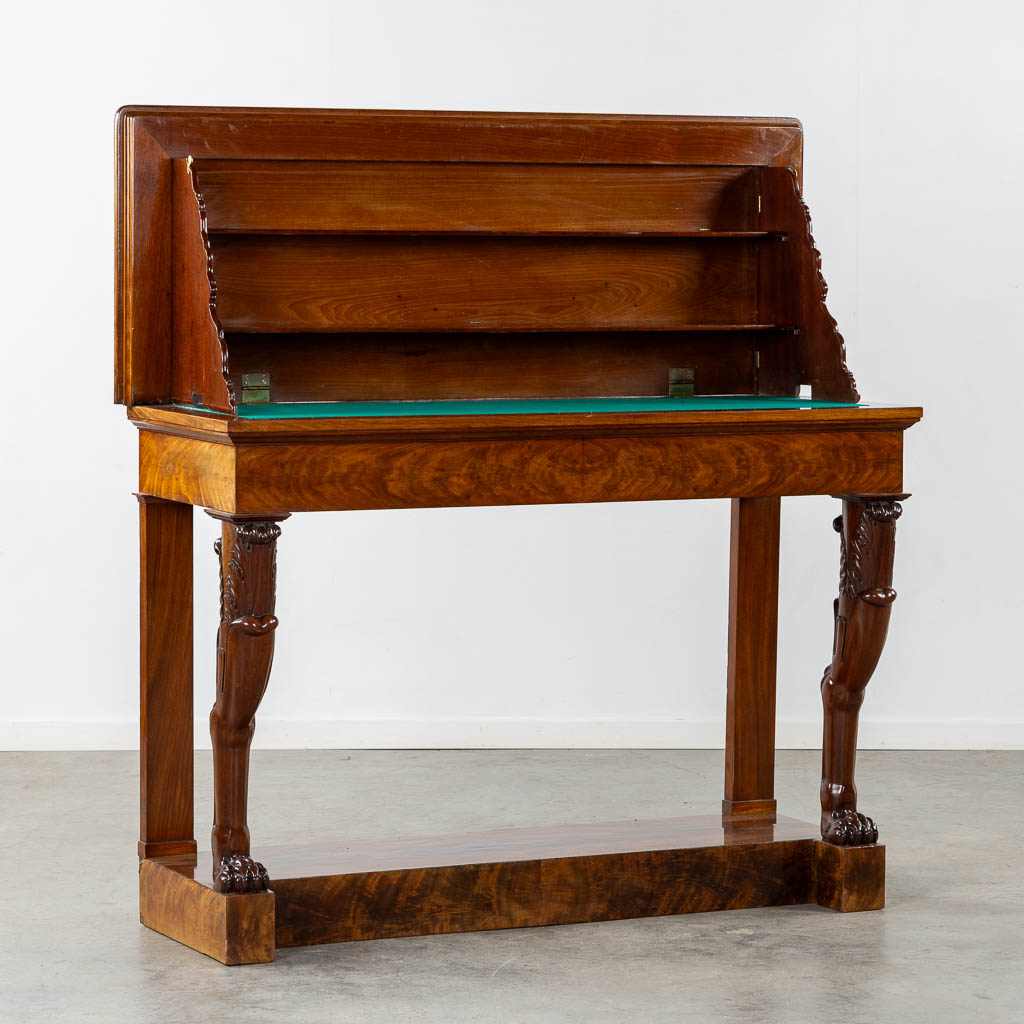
[214,853,270,893]
[822,810,879,846]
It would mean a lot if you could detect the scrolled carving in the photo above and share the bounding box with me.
[764,167,860,403]
[836,498,903,603]
[215,521,282,637]
[207,513,289,887]
[187,157,233,410]
[793,181,860,402]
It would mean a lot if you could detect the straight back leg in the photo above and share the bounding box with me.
[138,495,196,860]
[723,496,780,818]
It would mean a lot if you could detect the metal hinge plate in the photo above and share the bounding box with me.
[241,372,271,405]
[668,367,695,398]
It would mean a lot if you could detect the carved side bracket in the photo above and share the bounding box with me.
[186,157,234,411]
[761,167,860,403]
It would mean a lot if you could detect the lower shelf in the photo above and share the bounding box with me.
[140,813,884,965]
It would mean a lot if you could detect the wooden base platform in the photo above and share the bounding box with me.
[139,814,884,964]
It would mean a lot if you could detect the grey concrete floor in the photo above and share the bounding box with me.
[1,749,1022,1023]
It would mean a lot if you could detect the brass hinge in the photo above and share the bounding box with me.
[241,372,271,405]
[668,367,695,398]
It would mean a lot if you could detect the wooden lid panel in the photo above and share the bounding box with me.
[116,108,810,408]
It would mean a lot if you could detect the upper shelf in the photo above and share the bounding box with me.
[207,229,787,240]
[225,324,794,335]
[191,159,769,236]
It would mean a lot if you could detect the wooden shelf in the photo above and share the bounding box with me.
[139,813,884,963]
[226,324,796,335]
[208,228,787,239]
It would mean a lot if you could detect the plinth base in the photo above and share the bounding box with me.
[139,813,884,965]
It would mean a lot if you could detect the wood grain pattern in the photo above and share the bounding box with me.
[128,401,924,444]
[120,109,911,965]
[145,815,882,952]
[236,430,901,512]
[760,167,858,401]
[133,420,909,514]
[820,496,906,846]
[724,497,780,816]
[579,431,904,503]
[124,107,804,168]
[212,236,759,333]
[233,439,584,513]
[138,496,196,860]
[118,119,172,405]
[187,814,817,878]
[193,160,760,234]
[208,516,288,892]
[116,108,804,404]
[273,842,815,946]
[225,331,765,403]
[813,840,885,912]
[139,859,275,964]
[138,430,235,510]
[170,160,231,412]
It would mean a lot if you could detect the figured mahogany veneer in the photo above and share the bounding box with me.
[119,107,921,965]
[136,409,911,514]
[140,815,883,963]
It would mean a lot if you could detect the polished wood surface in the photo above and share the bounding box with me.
[577,431,902,504]
[170,160,230,410]
[135,409,910,515]
[121,107,919,963]
[139,859,275,964]
[211,235,760,333]
[208,515,288,892]
[724,497,780,816]
[116,108,812,408]
[130,399,923,442]
[820,496,906,845]
[813,840,886,912]
[141,814,883,956]
[138,496,195,859]
[138,430,236,511]
[759,167,859,401]
[193,160,762,235]
[226,331,766,403]
[175,814,820,879]
[116,107,805,405]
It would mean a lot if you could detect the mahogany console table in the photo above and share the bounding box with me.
[117,106,922,964]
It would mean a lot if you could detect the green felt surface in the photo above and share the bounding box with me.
[215,396,862,419]
[173,396,862,420]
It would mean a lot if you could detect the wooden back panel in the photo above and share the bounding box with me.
[210,234,761,333]
[225,331,776,403]
[116,107,858,411]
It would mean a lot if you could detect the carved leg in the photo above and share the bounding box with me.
[208,512,289,892]
[820,495,907,845]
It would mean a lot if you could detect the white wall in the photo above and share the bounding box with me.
[2,0,1021,750]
